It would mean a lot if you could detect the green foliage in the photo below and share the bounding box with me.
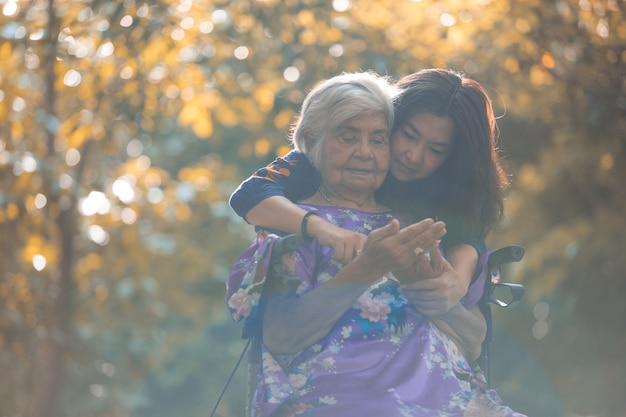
[0,0,624,416]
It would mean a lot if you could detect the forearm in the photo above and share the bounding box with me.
[429,304,486,362]
[263,219,445,355]
[263,260,382,355]
[246,197,365,266]
[245,196,309,234]
[446,244,479,292]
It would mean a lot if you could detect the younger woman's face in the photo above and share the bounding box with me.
[390,112,454,182]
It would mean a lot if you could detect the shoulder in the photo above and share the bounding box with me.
[283,149,309,165]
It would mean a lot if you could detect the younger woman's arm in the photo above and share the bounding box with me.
[398,243,487,361]
[229,150,367,263]
[229,150,319,219]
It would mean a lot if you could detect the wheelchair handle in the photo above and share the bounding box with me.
[272,234,302,256]
[487,245,525,271]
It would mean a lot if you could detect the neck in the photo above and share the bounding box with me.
[318,186,380,213]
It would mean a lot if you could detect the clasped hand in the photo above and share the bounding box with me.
[392,235,469,317]
[318,217,467,316]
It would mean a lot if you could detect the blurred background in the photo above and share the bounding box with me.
[0,0,624,416]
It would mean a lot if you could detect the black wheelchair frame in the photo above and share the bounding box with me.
[477,245,526,385]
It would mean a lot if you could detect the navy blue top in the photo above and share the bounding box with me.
[229,150,486,255]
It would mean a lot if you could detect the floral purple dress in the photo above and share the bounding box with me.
[227,204,526,417]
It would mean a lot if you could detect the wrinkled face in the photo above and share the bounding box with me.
[319,111,390,197]
[390,112,455,182]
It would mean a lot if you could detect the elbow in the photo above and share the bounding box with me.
[228,191,247,219]
[262,303,306,355]
[262,323,303,356]
[465,343,484,363]
[464,305,488,362]
[468,318,488,363]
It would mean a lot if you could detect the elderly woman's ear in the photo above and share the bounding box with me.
[299,130,321,167]
[302,131,315,149]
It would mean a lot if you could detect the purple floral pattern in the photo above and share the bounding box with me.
[227,205,527,417]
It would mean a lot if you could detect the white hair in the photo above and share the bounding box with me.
[291,71,398,169]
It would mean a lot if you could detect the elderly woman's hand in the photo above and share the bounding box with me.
[356,218,446,278]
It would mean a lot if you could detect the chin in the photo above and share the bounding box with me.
[391,168,418,183]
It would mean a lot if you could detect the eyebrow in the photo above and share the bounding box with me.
[403,123,451,147]
[336,125,389,135]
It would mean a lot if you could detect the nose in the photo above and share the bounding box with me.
[354,138,374,158]
[406,145,424,166]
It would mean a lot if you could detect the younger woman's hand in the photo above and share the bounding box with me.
[307,217,367,264]
[400,244,469,316]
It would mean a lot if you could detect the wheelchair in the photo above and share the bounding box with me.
[212,235,525,417]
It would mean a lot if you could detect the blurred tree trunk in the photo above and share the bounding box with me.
[26,1,75,416]
[27,208,75,417]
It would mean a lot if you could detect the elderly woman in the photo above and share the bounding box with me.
[227,72,524,417]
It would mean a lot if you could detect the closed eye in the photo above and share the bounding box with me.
[431,147,446,155]
[339,136,358,144]
[371,136,388,146]
[401,128,417,141]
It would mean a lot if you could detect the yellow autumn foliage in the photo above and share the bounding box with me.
[2,0,626,415]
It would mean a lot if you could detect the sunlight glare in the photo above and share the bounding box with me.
[32,254,46,271]
[440,13,456,27]
[120,207,137,225]
[59,173,74,189]
[63,69,82,87]
[30,29,44,41]
[127,139,143,157]
[283,66,300,82]
[171,28,185,41]
[112,177,136,204]
[21,153,37,173]
[120,66,134,79]
[89,384,107,398]
[79,191,111,216]
[176,182,195,203]
[97,41,114,58]
[66,148,81,167]
[596,19,609,38]
[459,10,473,23]
[176,0,192,13]
[137,4,149,17]
[329,44,344,57]
[234,46,249,60]
[34,193,47,209]
[148,65,167,83]
[12,97,25,112]
[146,187,164,204]
[88,225,109,246]
[180,17,194,30]
[199,21,214,34]
[211,10,228,25]
[332,0,351,12]
[136,155,151,170]
[2,1,18,17]
[120,15,133,27]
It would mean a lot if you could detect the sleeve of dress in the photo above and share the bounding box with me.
[228,150,321,219]
[226,231,320,328]
[465,238,487,257]
[459,248,492,309]
[226,232,279,323]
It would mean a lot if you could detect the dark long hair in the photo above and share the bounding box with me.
[388,69,508,248]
